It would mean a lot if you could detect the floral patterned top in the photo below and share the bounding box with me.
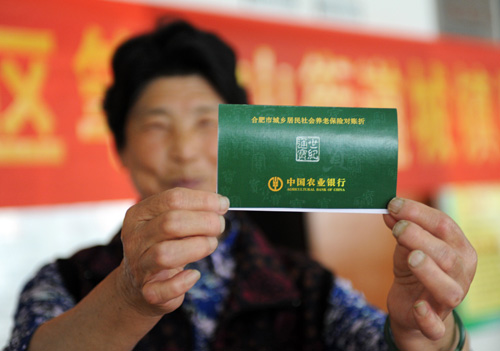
[4,216,387,351]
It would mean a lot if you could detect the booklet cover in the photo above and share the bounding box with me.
[217,104,398,213]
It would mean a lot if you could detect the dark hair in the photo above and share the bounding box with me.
[103,19,247,151]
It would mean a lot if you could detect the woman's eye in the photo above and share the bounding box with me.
[144,121,169,131]
[198,117,217,129]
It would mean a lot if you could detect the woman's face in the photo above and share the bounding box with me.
[120,75,224,199]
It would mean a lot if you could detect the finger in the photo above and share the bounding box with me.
[407,250,464,309]
[412,300,447,340]
[151,209,226,240]
[392,220,465,279]
[123,204,226,258]
[130,210,225,255]
[143,269,201,309]
[142,236,219,275]
[130,188,230,222]
[130,210,224,260]
[383,212,397,230]
[386,197,466,247]
[392,243,413,275]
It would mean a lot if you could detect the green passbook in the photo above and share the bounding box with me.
[217,104,398,213]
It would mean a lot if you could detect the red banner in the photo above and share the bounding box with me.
[1,0,500,207]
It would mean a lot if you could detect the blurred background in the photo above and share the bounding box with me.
[1,0,499,348]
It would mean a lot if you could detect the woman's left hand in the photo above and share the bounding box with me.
[383,197,477,350]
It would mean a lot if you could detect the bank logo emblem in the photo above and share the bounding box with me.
[268,176,283,192]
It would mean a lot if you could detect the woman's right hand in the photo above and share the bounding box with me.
[117,187,229,317]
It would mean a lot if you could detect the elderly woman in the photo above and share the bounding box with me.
[5,20,476,351]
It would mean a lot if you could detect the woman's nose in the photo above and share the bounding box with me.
[170,128,200,162]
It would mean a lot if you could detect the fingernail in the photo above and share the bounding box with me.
[208,236,218,251]
[392,220,408,238]
[219,215,226,234]
[409,250,425,267]
[414,301,428,317]
[219,196,230,212]
[388,197,404,214]
[185,269,201,284]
